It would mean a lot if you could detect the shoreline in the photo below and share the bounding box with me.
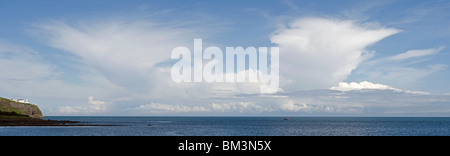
[0,118,117,127]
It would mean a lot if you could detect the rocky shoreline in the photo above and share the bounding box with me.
[0,118,116,126]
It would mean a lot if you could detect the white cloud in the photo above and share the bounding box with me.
[88,96,105,105]
[35,18,276,100]
[35,19,196,93]
[270,17,400,90]
[58,96,109,114]
[330,81,430,94]
[331,81,398,91]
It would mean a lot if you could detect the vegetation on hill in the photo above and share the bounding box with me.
[0,111,31,119]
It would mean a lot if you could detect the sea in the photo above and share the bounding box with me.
[1,117,450,136]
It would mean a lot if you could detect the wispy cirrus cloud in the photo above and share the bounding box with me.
[0,39,55,81]
[353,46,447,88]
[388,46,444,61]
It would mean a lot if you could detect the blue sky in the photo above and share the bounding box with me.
[1,0,450,116]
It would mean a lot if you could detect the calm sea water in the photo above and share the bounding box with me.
[1,117,450,136]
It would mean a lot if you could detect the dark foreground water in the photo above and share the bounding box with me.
[1,117,450,136]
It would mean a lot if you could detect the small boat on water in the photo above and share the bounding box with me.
[284,117,290,121]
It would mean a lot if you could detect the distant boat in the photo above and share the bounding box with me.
[284,117,290,120]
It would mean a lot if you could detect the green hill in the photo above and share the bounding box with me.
[0,97,44,118]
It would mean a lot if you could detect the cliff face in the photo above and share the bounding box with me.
[0,97,44,118]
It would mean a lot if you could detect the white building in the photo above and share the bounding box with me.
[11,98,29,103]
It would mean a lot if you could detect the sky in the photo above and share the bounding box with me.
[0,0,450,116]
